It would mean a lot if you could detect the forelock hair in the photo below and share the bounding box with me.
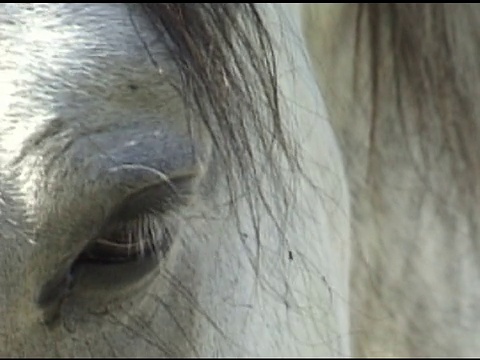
[137,3,301,269]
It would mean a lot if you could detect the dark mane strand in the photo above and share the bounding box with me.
[139,3,299,274]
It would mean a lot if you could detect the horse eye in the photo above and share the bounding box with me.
[37,175,196,317]
[78,218,174,264]
[77,174,194,265]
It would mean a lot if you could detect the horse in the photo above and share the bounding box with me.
[1,3,479,357]
[304,4,480,356]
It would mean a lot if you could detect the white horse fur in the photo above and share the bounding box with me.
[1,3,479,357]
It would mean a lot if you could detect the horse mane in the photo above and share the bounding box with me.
[347,6,480,355]
[137,4,297,269]
[139,4,289,177]
[356,4,480,203]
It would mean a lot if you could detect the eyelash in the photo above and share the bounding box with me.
[79,214,174,264]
